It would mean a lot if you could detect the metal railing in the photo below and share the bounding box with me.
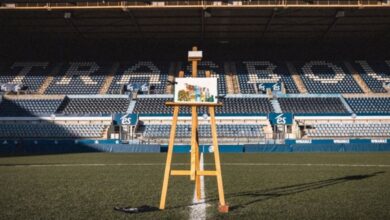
[1,1,389,10]
[138,132,287,145]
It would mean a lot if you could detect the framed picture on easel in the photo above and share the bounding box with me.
[174,77,218,104]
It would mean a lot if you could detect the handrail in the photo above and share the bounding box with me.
[1,1,390,10]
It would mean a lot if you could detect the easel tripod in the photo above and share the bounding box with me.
[159,47,229,213]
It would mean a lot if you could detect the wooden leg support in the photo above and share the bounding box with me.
[159,106,180,210]
[160,67,228,212]
[210,106,229,213]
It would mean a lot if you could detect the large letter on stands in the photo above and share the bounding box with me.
[186,61,220,79]
[302,61,345,84]
[356,60,390,82]
[56,62,99,85]
[243,61,280,83]
[11,62,48,84]
[116,61,161,85]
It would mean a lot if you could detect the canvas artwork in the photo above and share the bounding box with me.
[174,77,218,103]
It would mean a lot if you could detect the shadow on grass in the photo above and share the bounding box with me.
[113,171,385,214]
[222,171,385,211]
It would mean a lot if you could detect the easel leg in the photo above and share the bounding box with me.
[190,106,197,181]
[194,114,201,201]
[209,107,228,212]
[159,106,180,210]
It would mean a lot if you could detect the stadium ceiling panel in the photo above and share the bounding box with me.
[0,1,389,43]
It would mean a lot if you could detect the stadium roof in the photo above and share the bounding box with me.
[0,1,389,43]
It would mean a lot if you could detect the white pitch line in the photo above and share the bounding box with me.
[189,153,206,220]
[220,163,390,167]
[0,163,183,167]
[0,162,389,168]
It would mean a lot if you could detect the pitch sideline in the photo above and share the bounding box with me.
[1,163,389,168]
[189,153,206,220]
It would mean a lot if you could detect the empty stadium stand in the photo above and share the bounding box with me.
[278,97,349,114]
[1,60,388,97]
[305,123,390,138]
[235,61,299,94]
[143,124,265,138]
[45,62,110,94]
[0,98,62,116]
[353,60,390,93]
[0,123,108,138]
[0,59,389,147]
[132,96,274,115]
[107,61,169,94]
[56,96,130,115]
[345,97,390,114]
[0,62,53,93]
[295,61,362,93]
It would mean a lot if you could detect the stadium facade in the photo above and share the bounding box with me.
[0,0,389,154]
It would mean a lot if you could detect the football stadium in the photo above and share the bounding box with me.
[0,0,390,219]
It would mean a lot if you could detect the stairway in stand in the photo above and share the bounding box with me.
[99,62,120,94]
[165,62,179,94]
[229,62,241,94]
[344,61,372,94]
[270,99,282,113]
[38,62,63,94]
[286,62,308,94]
[224,62,235,94]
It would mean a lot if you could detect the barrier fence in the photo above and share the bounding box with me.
[1,139,390,155]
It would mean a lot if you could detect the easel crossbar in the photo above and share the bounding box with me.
[171,170,218,176]
[165,102,223,107]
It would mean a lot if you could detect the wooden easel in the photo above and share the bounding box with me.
[159,47,229,213]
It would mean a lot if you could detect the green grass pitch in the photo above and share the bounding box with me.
[0,153,389,219]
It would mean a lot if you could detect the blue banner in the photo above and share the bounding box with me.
[268,112,293,125]
[113,113,138,125]
[257,83,281,92]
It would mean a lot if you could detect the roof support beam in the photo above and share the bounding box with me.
[261,9,276,38]
[64,13,86,40]
[123,10,143,38]
[322,11,344,40]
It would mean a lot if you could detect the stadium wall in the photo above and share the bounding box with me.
[1,139,390,155]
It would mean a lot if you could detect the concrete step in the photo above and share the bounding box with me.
[165,62,178,94]
[99,62,120,94]
[38,62,63,94]
[344,61,372,94]
[270,99,282,113]
[286,62,308,94]
[126,100,137,114]
[230,62,241,94]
